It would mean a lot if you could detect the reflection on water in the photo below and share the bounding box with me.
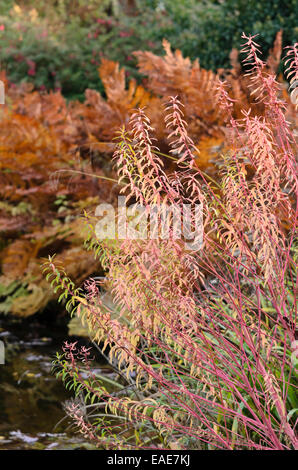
[0,316,99,450]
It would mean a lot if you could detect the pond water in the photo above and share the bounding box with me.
[0,315,101,450]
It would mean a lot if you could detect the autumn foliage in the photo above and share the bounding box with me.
[0,32,296,316]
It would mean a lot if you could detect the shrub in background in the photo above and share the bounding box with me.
[159,0,298,70]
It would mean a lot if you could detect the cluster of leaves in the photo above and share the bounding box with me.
[47,38,298,449]
[0,1,296,100]
[0,1,163,100]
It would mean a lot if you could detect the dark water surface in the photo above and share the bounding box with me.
[0,315,97,450]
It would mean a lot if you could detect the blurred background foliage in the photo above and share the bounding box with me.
[0,0,296,100]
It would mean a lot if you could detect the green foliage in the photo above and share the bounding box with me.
[188,0,297,70]
[42,255,83,316]
[0,280,27,314]
[139,0,297,70]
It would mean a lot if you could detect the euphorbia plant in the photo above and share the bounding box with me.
[44,35,298,450]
